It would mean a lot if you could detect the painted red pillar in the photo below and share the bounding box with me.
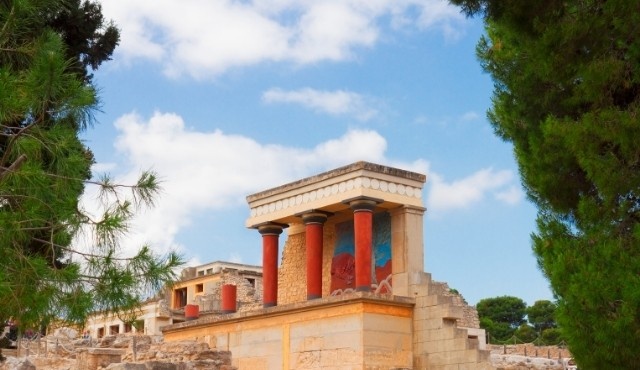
[347,198,379,292]
[184,304,199,320]
[302,212,329,300]
[221,284,237,313]
[259,224,284,308]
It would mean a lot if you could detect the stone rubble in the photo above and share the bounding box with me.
[0,334,236,370]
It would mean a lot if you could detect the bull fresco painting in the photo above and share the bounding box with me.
[330,212,392,294]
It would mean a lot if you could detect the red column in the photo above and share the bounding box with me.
[348,198,378,292]
[302,212,328,300]
[221,284,237,313]
[259,224,283,308]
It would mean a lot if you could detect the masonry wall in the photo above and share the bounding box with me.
[278,221,339,306]
[410,272,492,370]
[278,231,306,305]
[163,296,414,370]
[76,348,123,370]
[428,280,481,329]
[195,270,263,313]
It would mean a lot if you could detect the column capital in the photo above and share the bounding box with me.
[296,210,332,224]
[255,222,288,235]
[342,196,383,212]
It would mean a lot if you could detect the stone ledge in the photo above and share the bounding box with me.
[162,292,415,333]
[76,348,125,355]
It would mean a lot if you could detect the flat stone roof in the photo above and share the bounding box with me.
[245,161,426,228]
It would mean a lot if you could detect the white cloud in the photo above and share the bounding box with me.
[495,185,523,205]
[90,162,117,174]
[78,113,516,260]
[427,168,520,214]
[460,111,479,121]
[100,0,467,79]
[262,88,378,121]
[78,111,421,258]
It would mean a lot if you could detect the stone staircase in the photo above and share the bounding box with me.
[410,272,492,370]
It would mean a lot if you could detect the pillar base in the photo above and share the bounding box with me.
[307,294,321,300]
[263,302,276,308]
[356,286,371,292]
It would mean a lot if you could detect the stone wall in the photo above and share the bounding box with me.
[194,270,262,313]
[429,280,481,329]
[76,348,123,370]
[1,334,235,370]
[411,272,492,369]
[489,344,572,361]
[276,218,352,305]
[277,232,306,305]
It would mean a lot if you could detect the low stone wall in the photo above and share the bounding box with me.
[490,353,566,370]
[76,348,124,370]
[489,344,572,361]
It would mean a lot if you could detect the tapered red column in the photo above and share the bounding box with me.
[346,197,380,292]
[302,212,329,300]
[259,224,284,308]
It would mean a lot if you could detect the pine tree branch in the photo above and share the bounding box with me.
[0,153,27,181]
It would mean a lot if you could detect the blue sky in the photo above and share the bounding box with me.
[80,0,553,306]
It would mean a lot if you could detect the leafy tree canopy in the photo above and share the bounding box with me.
[527,300,557,333]
[477,296,527,329]
[450,0,640,368]
[0,0,182,331]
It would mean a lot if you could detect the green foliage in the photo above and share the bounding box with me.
[0,0,183,331]
[450,0,640,368]
[480,317,513,342]
[477,296,527,328]
[541,328,563,345]
[514,324,537,344]
[477,296,527,342]
[526,300,557,332]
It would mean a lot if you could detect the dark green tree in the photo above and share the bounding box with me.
[450,1,640,368]
[526,300,557,333]
[0,0,182,335]
[514,323,537,343]
[476,296,526,341]
[480,317,513,342]
[541,328,563,346]
[46,0,119,82]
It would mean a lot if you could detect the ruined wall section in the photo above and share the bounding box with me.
[277,223,338,306]
[321,224,337,297]
[411,272,492,370]
[429,280,481,329]
[277,232,306,305]
[194,270,262,313]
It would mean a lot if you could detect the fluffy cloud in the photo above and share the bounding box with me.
[80,112,519,258]
[427,168,522,214]
[262,88,378,121]
[81,111,424,257]
[99,0,467,79]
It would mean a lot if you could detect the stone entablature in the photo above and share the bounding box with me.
[245,161,425,228]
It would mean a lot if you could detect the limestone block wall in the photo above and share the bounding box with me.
[195,271,263,313]
[278,232,306,305]
[429,280,481,329]
[489,344,572,360]
[162,295,414,370]
[411,272,492,370]
[76,348,123,370]
[278,224,338,305]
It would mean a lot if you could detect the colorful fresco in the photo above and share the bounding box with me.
[330,212,392,294]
